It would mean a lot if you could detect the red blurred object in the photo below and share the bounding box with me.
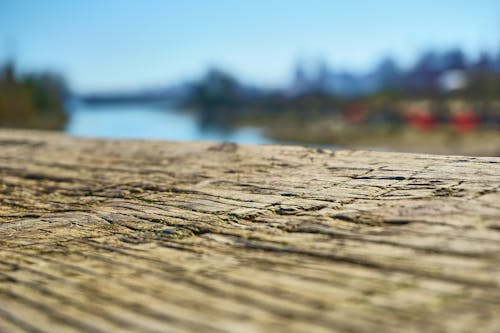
[451,110,480,132]
[345,104,368,124]
[405,109,437,131]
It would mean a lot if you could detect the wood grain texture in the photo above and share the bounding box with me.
[0,129,499,333]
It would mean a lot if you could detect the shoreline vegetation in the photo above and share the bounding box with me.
[0,62,68,131]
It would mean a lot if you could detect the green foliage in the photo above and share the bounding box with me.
[190,68,241,108]
[0,62,68,130]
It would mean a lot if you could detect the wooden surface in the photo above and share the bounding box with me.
[0,129,499,333]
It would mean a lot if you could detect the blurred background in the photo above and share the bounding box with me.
[1,0,500,155]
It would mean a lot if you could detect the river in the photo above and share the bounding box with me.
[65,103,272,144]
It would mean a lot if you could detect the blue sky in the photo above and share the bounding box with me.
[1,0,499,93]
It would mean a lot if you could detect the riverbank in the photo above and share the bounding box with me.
[264,118,500,156]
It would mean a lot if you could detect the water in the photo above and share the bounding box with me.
[65,103,272,144]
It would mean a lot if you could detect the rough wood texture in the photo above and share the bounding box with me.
[0,129,499,333]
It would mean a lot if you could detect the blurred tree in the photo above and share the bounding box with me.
[0,60,16,82]
[373,56,401,91]
[0,62,68,129]
[441,48,467,71]
[473,52,494,73]
[191,68,241,108]
[407,51,441,94]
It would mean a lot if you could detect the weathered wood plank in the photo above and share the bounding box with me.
[0,129,499,333]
